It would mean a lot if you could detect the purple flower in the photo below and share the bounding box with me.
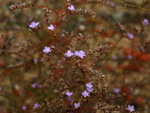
[65,50,74,57]
[87,87,93,92]
[22,105,26,110]
[34,59,38,63]
[48,24,54,31]
[68,98,71,101]
[74,102,80,109]
[82,90,89,98]
[114,88,120,93]
[66,91,73,97]
[33,103,40,109]
[143,19,149,25]
[128,33,134,39]
[120,24,124,31]
[86,83,93,89]
[38,84,43,88]
[74,50,86,59]
[86,83,93,93]
[128,54,133,59]
[127,105,135,112]
[43,46,51,53]
[111,3,116,7]
[31,83,37,88]
[29,22,39,28]
[68,5,75,11]
[112,55,117,60]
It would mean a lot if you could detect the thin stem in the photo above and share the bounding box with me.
[116,0,150,12]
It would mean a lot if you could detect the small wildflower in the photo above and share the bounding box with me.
[86,83,93,89]
[29,22,39,28]
[74,103,80,109]
[38,84,43,88]
[87,87,93,92]
[112,55,117,60]
[31,83,37,88]
[33,103,40,109]
[127,105,135,112]
[48,24,54,31]
[68,5,75,11]
[114,88,120,93]
[111,3,116,7]
[65,50,74,57]
[128,33,134,39]
[128,54,133,59]
[120,24,125,31]
[43,46,51,53]
[66,91,73,97]
[0,87,2,91]
[22,105,26,111]
[143,19,149,26]
[74,50,86,59]
[34,59,38,64]
[82,90,89,98]
[68,98,71,101]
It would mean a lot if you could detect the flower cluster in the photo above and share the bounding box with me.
[65,50,86,59]
[86,83,94,93]
[29,22,39,28]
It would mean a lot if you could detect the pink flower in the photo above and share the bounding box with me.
[68,5,75,11]
[74,103,80,109]
[48,24,54,31]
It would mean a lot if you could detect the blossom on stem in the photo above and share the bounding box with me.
[74,103,80,109]
[127,105,135,112]
[33,103,40,109]
[74,50,86,59]
[29,22,39,28]
[68,5,75,11]
[48,24,54,31]
[128,33,134,39]
[143,19,149,26]
[66,91,73,97]
[43,46,51,53]
[82,90,89,98]
[65,50,74,57]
